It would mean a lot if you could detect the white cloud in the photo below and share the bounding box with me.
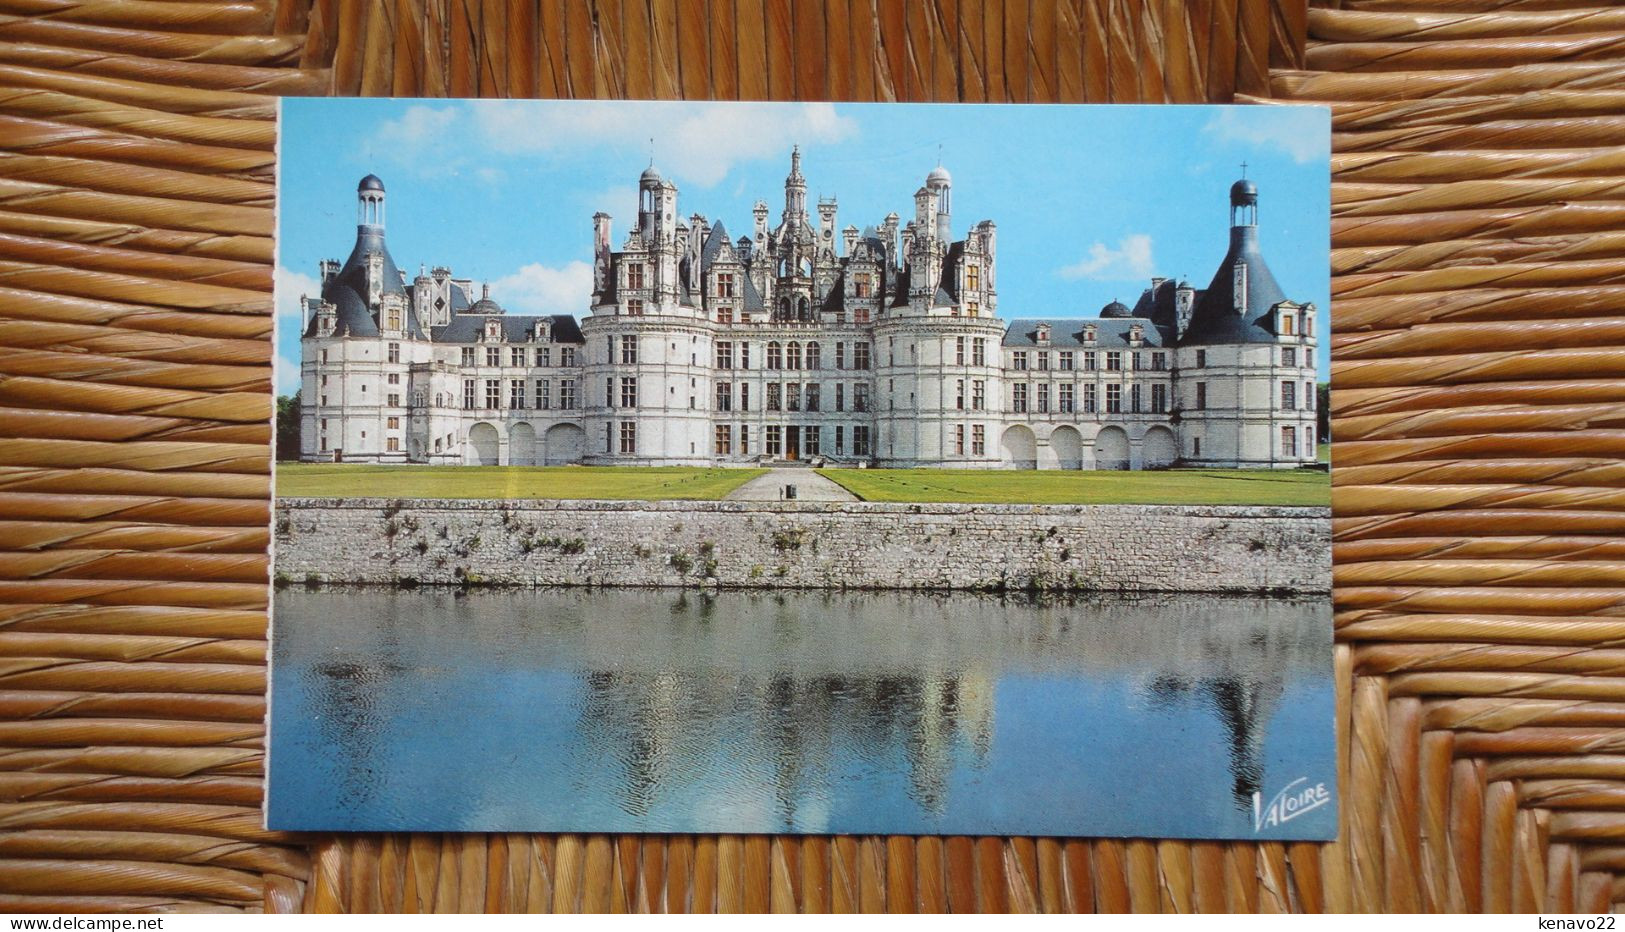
[375,104,460,151]
[490,261,594,315]
[1058,234,1156,281]
[469,100,858,187]
[1202,105,1329,165]
[274,265,320,396]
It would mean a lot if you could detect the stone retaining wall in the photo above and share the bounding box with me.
[274,499,1330,593]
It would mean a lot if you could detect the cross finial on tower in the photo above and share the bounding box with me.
[648,137,654,167]
[1240,160,1248,178]
[937,142,943,166]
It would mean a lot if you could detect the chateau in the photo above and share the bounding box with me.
[298,152,1319,470]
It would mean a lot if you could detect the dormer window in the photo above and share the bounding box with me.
[1082,325,1097,343]
[484,318,502,342]
[533,320,551,342]
[1279,308,1297,336]
[1130,324,1144,344]
[1035,323,1051,345]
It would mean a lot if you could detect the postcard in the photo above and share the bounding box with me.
[268,99,1333,839]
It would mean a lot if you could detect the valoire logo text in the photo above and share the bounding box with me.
[1253,777,1331,832]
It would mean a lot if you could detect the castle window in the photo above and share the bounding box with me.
[620,377,638,409]
[806,383,821,412]
[855,274,873,298]
[1194,437,1202,458]
[388,342,400,363]
[387,306,402,331]
[716,342,734,369]
[461,347,475,366]
[486,346,501,367]
[1131,384,1142,413]
[955,379,964,410]
[1282,347,1296,367]
[387,394,400,407]
[717,273,735,297]
[536,379,550,410]
[620,421,637,454]
[1280,311,1296,336]
[388,373,400,384]
[767,383,782,411]
[1084,384,1097,413]
[1084,352,1097,371]
[510,379,526,408]
[854,383,871,413]
[954,425,965,455]
[766,426,782,456]
[1304,313,1314,338]
[835,343,846,369]
[627,298,644,316]
[1060,351,1074,371]
[1012,351,1028,371]
[739,424,750,455]
[1152,352,1167,371]
[955,337,965,365]
[767,342,783,370]
[973,339,986,367]
[854,426,872,457]
[1083,326,1096,343]
[786,342,802,369]
[740,383,750,411]
[971,380,985,411]
[967,302,979,318]
[1195,383,1207,410]
[387,416,399,429]
[321,350,329,364]
[835,426,845,455]
[1037,384,1050,414]
[967,265,980,291]
[854,342,871,370]
[483,379,500,409]
[1281,380,1296,411]
[806,342,821,370]
[1132,353,1144,371]
[716,382,732,412]
[1059,384,1074,413]
[1196,349,1207,368]
[787,383,801,412]
[714,425,732,455]
[1037,352,1050,371]
[739,343,751,369]
[620,336,638,364]
[560,379,576,409]
[970,425,984,456]
[1106,383,1122,414]
[627,263,645,290]
[716,306,733,325]
[538,346,551,367]
[511,347,526,366]
[463,379,475,409]
[1306,382,1315,410]
[1106,352,1123,372]
[387,437,399,452]
[561,347,576,367]
[836,384,845,411]
[854,307,870,324]
[1152,383,1167,413]
[1282,426,1298,458]
[804,427,820,456]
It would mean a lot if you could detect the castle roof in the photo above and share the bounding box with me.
[429,313,583,344]
[1181,224,1292,346]
[302,225,419,339]
[1003,318,1167,348]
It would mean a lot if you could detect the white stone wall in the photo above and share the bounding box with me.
[274,499,1330,593]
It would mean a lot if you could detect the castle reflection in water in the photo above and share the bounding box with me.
[272,588,1331,837]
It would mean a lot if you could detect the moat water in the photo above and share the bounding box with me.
[267,587,1335,838]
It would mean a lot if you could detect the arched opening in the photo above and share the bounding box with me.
[468,422,501,466]
[509,423,537,466]
[1000,425,1037,470]
[543,423,585,465]
[1093,426,1130,471]
[797,296,809,320]
[1143,425,1177,469]
[1051,426,1083,470]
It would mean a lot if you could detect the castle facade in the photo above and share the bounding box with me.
[298,152,1319,470]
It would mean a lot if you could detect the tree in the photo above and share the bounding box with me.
[276,392,301,461]
[1317,382,1330,443]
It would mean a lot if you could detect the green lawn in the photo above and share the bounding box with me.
[275,464,766,501]
[817,467,1330,506]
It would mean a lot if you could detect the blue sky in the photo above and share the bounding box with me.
[276,100,1330,395]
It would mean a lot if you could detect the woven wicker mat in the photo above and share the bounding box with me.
[2,0,1621,913]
